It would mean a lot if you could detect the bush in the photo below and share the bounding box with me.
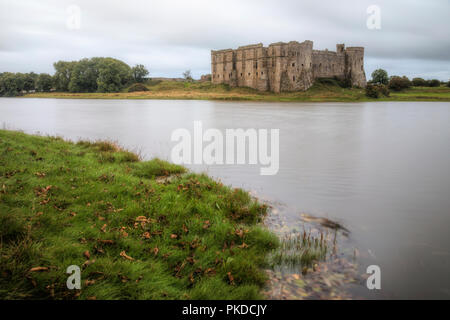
[412,77,427,87]
[447,80,450,88]
[427,79,441,87]
[365,84,390,99]
[389,76,411,91]
[127,83,149,92]
[365,84,380,98]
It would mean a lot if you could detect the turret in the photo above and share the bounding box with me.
[345,47,366,87]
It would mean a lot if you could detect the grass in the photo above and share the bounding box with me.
[0,130,279,300]
[268,230,330,273]
[22,80,450,102]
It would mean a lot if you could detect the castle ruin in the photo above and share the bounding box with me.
[211,40,366,92]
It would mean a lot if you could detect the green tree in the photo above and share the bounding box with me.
[371,69,389,85]
[0,73,21,96]
[131,64,149,83]
[389,76,411,91]
[68,58,99,92]
[97,58,132,92]
[53,61,76,91]
[36,73,53,92]
[412,77,427,87]
[427,79,441,87]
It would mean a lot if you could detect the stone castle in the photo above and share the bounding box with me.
[211,40,366,92]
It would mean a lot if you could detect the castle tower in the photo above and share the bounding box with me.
[345,47,366,88]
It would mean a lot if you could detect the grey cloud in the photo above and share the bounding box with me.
[0,0,449,80]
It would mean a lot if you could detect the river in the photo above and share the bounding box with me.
[1,98,449,299]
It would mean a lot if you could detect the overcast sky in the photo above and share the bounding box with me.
[0,0,449,80]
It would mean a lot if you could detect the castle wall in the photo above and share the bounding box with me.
[211,40,366,92]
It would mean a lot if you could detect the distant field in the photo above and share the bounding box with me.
[23,81,450,102]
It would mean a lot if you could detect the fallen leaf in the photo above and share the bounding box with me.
[142,232,151,239]
[120,251,134,261]
[29,267,49,272]
[227,272,235,285]
[170,234,178,239]
[83,250,90,259]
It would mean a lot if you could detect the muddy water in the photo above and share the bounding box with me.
[1,98,449,299]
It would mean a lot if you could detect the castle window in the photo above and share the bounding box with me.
[255,62,258,69]
[301,64,304,67]
[261,72,263,75]
[240,73,243,77]
[293,76,296,81]
[248,73,251,76]
[256,72,258,76]
[292,63,295,67]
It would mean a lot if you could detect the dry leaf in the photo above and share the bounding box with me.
[120,251,134,261]
[83,250,90,259]
[142,232,151,239]
[29,267,49,272]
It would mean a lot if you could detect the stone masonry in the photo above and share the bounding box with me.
[211,40,366,92]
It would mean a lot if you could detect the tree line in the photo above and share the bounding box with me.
[366,69,449,98]
[0,58,149,97]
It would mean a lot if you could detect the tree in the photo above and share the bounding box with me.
[0,72,21,96]
[183,70,193,81]
[131,64,149,83]
[23,72,38,91]
[96,58,132,92]
[36,73,53,92]
[371,69,389,85]
[68,57,132,93]
[427,79,440,87]
[53,61,76,91]
[412,77,427,87]
[68,58,99,92]
[389,76,411,91]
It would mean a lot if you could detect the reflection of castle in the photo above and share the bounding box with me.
[211,41,366,92]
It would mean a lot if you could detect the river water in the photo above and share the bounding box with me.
[1,98,449,299]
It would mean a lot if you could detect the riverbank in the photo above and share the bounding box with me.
[0,130,278,299]
[22,81,450,102]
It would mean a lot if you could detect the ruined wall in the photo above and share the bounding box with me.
[211,40,366,92]
[344,47,366,88]
[312,44,346,80]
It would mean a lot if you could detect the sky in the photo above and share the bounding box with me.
[0,0,449,80]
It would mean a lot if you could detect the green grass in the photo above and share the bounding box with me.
[0,130,278,300]
[23,80,450,102]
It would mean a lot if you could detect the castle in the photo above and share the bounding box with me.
[211,40,366,92]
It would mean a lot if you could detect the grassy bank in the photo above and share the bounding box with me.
[0,130,278,299]
[22,80,450,102]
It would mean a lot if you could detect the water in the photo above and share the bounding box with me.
[1,98,450,299]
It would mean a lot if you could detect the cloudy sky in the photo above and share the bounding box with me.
[0,0,449,80]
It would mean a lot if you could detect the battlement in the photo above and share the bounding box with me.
[211,40,366,92]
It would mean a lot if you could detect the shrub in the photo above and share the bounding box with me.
[365,84,390,98]
[412,77,427,87]
[127,83,149,92]
[389,76,411,91]
[365,84,380,98]
[447,80,450,88]
[427,79,441,87]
